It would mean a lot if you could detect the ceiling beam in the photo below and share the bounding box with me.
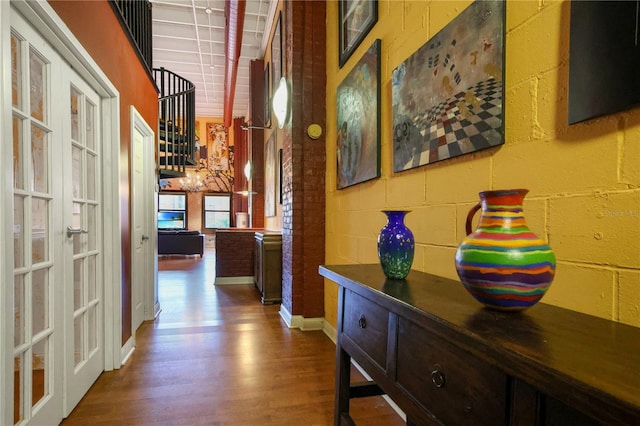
[224,0,246,127]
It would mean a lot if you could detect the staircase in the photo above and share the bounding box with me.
[154,67,197,179]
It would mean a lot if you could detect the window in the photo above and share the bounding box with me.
[158,192,187,229]
[203,193,231,229]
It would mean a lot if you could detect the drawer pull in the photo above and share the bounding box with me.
[358,315,367,329]
[431,367,446,388]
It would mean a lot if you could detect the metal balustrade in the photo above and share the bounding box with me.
[154,67,197,178]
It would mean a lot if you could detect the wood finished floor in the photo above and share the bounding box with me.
[61,250,404,425]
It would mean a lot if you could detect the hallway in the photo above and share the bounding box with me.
[61,250,403,425]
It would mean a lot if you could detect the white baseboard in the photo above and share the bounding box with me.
[153,301,162,319]
[145,302,161,321]
[120,336,135,365]
[278,305,324,331]
[351,360,406,421]
[214,276,254,285]
[323,321,337,344]
[322,321,405,421]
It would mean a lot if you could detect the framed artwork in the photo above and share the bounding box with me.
[336,39,381,189]
[264,63,271,127]
[278,148,283,204]
[392,0,505,172]
[271,12,282,94]
[265,133,276,217]
[338,0,378,68]
[568,1,640,124]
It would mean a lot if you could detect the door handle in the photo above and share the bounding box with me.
[142,235,150,241]
[66,226,88,238]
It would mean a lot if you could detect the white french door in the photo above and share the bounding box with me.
[10,7,104,424]
[11,13,64,425]
[62,68,104,416]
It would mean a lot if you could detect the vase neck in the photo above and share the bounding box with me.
[479,189,528,206]
[478,191,529,231]
[383,210,409,224]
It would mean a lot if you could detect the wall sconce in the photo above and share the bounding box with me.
[272,76,290,129]
[233,161,257,197]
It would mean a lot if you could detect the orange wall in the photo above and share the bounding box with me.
[49,1,159,344]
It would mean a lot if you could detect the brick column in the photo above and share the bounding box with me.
[281,0,326,318]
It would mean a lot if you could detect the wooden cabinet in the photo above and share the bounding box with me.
[319,264,640,426]
[254,232,282,304]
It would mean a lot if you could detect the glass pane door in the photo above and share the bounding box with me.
[69,84,101,369]
[63,68,103,415]
[8,7,105,424]
[10,24,60,425]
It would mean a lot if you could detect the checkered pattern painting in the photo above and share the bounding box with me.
[392,0,505,172]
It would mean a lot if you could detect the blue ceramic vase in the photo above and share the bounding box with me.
[378,210,415,279]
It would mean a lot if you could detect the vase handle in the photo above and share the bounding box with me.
[465,202,482,235]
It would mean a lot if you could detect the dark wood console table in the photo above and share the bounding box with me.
[319,264,640,426]
[254,231,282,304]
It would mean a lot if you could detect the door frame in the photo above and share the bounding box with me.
[0,2,12,420]
[1,1,122,423]
[130,106,159,328]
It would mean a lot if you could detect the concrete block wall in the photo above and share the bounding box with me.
[324,1,640,328]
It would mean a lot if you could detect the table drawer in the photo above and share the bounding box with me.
[397,318,507,426]
[343,290,389,369]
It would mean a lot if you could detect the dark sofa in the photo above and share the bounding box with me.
[158,230,204,257]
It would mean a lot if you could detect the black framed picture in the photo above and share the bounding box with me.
[278,148,283,204]
[391,0,505,172]
[271,12,282,94]
[568,1,640,124]
[338,0,378,68]
[265,133,276,217]
[264,63,271,127]
[336,39,381,189]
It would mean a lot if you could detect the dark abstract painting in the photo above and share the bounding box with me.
[392,0,505,172]
[337,39,381,189]
[568,1,640,124]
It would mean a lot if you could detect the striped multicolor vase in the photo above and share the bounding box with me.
[378,210,415,280]
[455,189,556,311]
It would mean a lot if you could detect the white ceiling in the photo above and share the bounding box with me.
[151,0,276,119]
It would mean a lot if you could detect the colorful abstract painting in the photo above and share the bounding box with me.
[392,0,505,172]
[336,39,381,189]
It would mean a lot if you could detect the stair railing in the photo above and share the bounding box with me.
[153,67,197,177]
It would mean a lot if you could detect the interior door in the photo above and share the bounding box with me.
[10,13,64,426]
[62,67,104,416]
[131,107,158,328]
[131,121,147,331]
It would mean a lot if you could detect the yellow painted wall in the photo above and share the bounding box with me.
[324,0,640,329]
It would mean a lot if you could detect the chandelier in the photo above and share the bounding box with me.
[178,162,236,194]
[179,172,205,193]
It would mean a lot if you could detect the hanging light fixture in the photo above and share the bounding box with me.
[179,171,205,193]
[234,161,256,196]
